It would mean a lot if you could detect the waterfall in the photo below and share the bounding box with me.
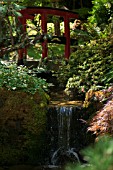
[56,106,73,150]
[47,105,88,165]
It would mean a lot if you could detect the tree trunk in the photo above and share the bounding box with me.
[80,0,83,8]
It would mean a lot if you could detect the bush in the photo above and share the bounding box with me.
[66,136,113,170]
[0,61,48,94]
[56,35,113,99]
[88,0,113,29]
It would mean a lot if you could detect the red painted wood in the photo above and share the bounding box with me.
[18,7,79,60]
[20,7,78,19]
[23,14,34,20]
[64,15,70,59]
[41,13,48,58]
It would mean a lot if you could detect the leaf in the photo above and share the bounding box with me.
[0,6,4,13]
[13,11,22,17]
[13,4,25,10]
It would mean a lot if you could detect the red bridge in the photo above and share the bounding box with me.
[18,7,78,63]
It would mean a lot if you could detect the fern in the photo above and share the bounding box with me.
[104,68,113,84]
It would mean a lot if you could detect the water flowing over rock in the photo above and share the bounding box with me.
[47,105,91,165]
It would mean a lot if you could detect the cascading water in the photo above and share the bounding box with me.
[57,106,73,150]
[47,105,89,166]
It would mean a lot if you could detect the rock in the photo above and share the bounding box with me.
[8,165,34,170]
[0,98,4,108]
[0,167,4,170]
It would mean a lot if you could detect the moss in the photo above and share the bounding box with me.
[0,88,49,165]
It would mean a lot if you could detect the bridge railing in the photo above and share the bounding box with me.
[18,7,79,64]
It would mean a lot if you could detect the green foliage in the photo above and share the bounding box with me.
[48,44,65,59]
[70,29,93,46]
[67,38,112,92]
[0,0,24,13]
[27,46,42,59]
[55,36,113,96]
[0,0,26,57]
[102,68,113,85]
[0,0,45,58]
[66,136,113,170]
[0,61,48,94]
[74,7,91,20]
[88,0,113,29]
[19,0,51,6]
[46,0,113,100]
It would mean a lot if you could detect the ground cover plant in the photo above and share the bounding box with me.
[66,135,113,170]
[65,36,113,94]
[0,61,48,94]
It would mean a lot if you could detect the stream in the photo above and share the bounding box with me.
[0,91,93,170]
[47,105,89,166]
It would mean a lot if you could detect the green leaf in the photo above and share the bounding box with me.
[13,11,22,17]
[0,6,4,13]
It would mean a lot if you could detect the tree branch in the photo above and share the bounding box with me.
[0,34,44,57]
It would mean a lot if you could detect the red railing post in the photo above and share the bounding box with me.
[18,7,78,61]
[64,15,70,60]
[41,13,48,59]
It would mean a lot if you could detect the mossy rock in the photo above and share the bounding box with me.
[0,88,49,165]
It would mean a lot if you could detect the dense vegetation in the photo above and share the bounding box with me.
[66,136,113,170]
[0,0,113,168]
[0,61,48,94]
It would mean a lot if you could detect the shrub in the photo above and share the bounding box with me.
[88,0,113,29]
[56,36,113,99]
[66,136,113,170]
[0,61,48,94]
